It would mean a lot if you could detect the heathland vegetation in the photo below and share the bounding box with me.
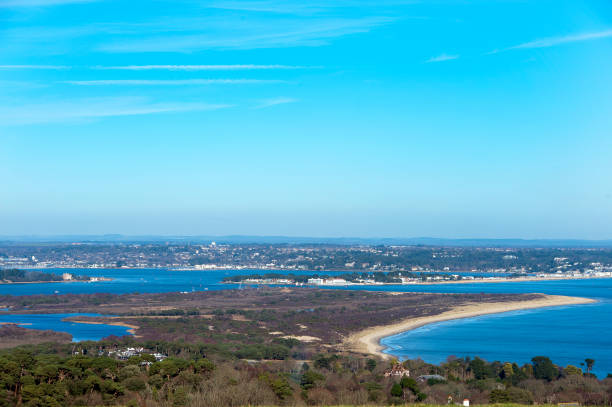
[1,338,610,406]
[0,287,609,406]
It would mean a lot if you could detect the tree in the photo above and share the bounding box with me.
[366,358,377,372]
[300,370,324,390]
[469,357,490,380]
[269,377,293,400]
[400,377,418,394]
[490,387,534,404]
[531,356,557,381]
[501,362,514,379]
[390,382,403,398]
[564,365,582,376]
[194,358,215,375]
[123,377,146,392]
[585,358,595,374]
[172,387,188,407]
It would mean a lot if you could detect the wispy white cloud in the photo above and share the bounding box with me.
[208,0,420,14]
[0,80,48,89]
[98,16,395,52]
[93,64,310,71]
[208,1,343,14]
[490,29,612,54]
[2,13,394,54]
[254,97,297,108]
[63,79,286,86]
[0,97,230,125]
[0,0,96,7]
[0,65,70,69]
[426,54,459,63]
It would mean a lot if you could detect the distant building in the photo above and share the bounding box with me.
[62,273,73,281]
[417,374,446,382]
[384,365,410,378]
[323,278,348,285]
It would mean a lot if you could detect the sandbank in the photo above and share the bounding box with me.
[343,294,596,359]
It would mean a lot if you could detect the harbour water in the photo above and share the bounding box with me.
[1,268,610,377]
[0,313,131,342]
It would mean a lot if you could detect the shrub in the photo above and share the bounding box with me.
[123,377,146,392]
[390,382,403,397]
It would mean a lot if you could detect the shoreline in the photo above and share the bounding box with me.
[67,319,140,335]
[0,278,112,285]
[403,276,612,285]
[343,294,597,359]
[225,275,612,287]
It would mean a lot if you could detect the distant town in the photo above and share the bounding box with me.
[222,270,612,286]
[1,242,612,278]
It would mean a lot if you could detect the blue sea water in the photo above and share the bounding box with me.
[380,301,611,378]
[0,268,246,296]
[0,268,506,296]
[0,313,131,341]
[329,279,612,377]
[0,268,610,377]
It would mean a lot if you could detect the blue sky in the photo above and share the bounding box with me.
[1,0,611,238]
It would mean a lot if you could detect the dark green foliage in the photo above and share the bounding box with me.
[490,387,534,404]
[0,344,605,406]
[0,269,90,283]
[390,382,403,397]
[233,343,289,360]
[272,337,300,348]
[585,358,595,374]
[300,370,324,390]
[469,356,496,379]
[531,356,558,381]
[123,377,146,392]
[313,354,338,370]
[0,269,62,282]
[0,345,214,407]
[261,374,293,400]
[172,387,188,407]
[194,358,215,374]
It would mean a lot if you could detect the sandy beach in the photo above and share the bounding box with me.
[68,319,140,335]
[343,294,596,359]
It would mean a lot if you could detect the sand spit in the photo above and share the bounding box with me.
[344,294,596,359]
[68,319,140,336]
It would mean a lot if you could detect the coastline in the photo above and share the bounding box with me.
[225,275,612,287]
[68,319,140,336]
[343,294,596,359]
[406,276,612,285]
[0,278,112,285]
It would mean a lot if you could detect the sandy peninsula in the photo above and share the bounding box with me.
[344,294,596,359]
[68,319,140,336]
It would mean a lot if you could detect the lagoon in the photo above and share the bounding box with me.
[0,313,132,342]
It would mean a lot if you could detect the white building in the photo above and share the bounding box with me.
[307,278,324,285]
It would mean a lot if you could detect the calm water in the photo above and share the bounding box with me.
[0,313,131,342]
[328,280,612,377]
[0,268,503,296]
[1,268,610,376]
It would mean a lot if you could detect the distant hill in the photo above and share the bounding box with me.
[2,235,612,248]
